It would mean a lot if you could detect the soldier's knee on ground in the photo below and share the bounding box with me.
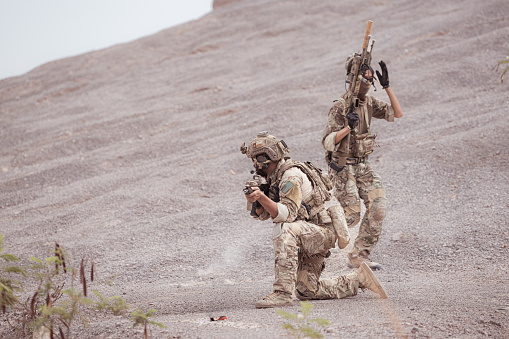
[295,286,314,300]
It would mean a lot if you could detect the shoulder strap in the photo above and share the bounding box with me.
[275,158,296,181]
[364,96,372,134]
[285,161,332,201]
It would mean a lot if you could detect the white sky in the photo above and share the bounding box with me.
[0,1,212,80]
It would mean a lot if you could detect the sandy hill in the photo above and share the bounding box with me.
[1,0,508,337]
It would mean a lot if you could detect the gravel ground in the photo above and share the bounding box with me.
[1,0,508,338]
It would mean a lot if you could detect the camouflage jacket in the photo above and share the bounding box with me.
[253,158,332,224]
[322,95,394,156]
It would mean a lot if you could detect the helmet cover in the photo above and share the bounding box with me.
[240,131,289,163]
[345,54,374,80]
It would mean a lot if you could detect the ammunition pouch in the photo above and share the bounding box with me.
[352,133,376,158]
[327,205,350,249]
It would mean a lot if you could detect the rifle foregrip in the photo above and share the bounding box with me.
[250,201,261,217]
[362,20,373,49]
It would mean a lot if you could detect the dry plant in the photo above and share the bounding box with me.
[494,49,509,83]
[0,234,165,338]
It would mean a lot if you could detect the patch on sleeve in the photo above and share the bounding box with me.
[281,179,302,206]
[281,181,294,194]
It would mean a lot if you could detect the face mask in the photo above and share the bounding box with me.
[255,167,267,177]
[358,79,371,101]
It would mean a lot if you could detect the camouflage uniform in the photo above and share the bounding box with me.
[322,95,394,259]
[251,158,358,299]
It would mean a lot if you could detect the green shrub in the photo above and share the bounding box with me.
[276,300,331,338]
[0,234,166,338]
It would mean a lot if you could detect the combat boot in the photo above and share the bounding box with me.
[348,252,382,270]
[356,262,388,299]
[255,291,293,308]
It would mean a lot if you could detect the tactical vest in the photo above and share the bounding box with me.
[325,96,377,165]
[269,159,333,222]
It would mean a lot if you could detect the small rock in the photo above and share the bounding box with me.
[477,329,487,336]
[411,326,420,334]
[392,232,403,241]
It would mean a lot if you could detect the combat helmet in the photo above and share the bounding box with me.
[345,54,355,75]
[345,54,374,83]
[240,131,289,169]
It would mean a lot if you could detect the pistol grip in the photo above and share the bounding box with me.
[250,202,260,217]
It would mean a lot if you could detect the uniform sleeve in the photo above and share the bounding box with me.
[272,169,304,223]
[247,201,271,221]
[371,96,394,122]
[322,101,346,152]
[257,210,272,221]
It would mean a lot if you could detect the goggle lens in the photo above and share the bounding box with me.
[255,154,270,163]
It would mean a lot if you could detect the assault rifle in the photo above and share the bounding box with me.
[243,173,270,217]
[343,20,375,151]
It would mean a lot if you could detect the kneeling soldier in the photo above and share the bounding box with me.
[241,131,388,308]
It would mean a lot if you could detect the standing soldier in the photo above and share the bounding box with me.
[322,59,403,270]
[241,131,387,308]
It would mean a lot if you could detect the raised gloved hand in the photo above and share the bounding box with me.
[346,104,359,130]
[376,60,390,89]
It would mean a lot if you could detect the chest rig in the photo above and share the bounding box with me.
[269,159,333,222]
[325,96,377,166]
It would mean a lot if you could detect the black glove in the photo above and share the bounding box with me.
[376,60,390,89]
[346,104,359,129]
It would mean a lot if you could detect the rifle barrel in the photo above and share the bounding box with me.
[362,20,373,50]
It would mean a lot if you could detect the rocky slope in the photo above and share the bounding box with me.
[1,0,508,337]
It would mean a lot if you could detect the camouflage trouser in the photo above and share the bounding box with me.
[330,161,386,255]
[272,221,359,299]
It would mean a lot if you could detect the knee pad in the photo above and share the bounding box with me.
[343,203,361,227]
[371,198,386,222]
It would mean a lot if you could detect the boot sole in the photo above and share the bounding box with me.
[361,262,388,299]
